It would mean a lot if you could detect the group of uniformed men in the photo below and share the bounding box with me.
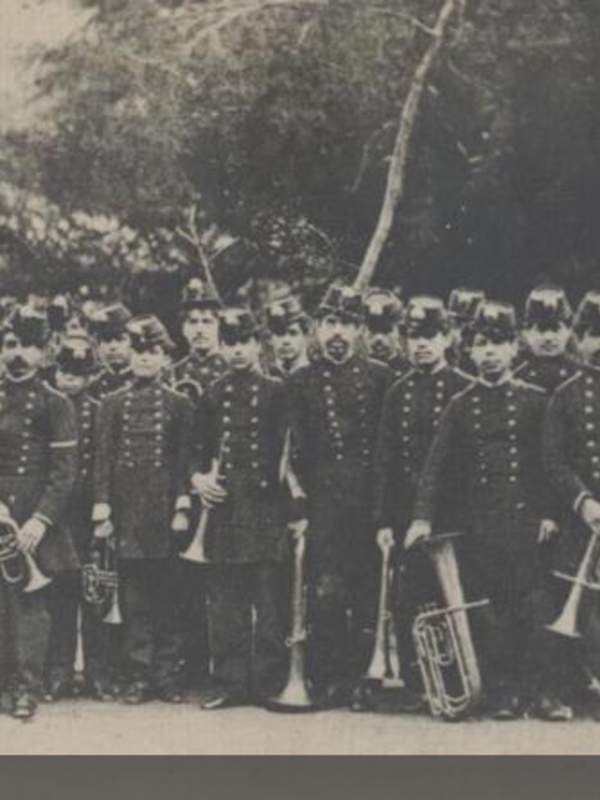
[2,276,600,724]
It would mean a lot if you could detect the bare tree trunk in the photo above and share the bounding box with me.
[354,0,460,290]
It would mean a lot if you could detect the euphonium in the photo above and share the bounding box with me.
[82,533,122,625]
[0,514,52,593]
[181,437,225,564]
[364,540,405,688]
[265,527,316,712]
[547,528,600,638]
[412,532,488,721]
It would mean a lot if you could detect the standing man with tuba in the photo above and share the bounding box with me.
[287,284,394,711]
[407,301,570,720]
[0,305,79,720]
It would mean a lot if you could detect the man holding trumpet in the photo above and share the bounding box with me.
[0,304,79,720]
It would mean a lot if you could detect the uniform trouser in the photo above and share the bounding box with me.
[306,533,378,692]
[45,571,110,684]
[207,562,287,697]
[177,561,210,688]
[0,577,51,695]
[119,558,184,690]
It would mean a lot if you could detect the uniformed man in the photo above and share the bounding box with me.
[88,303,134,401]
[44,335,113,702]
[0,305,78,720]
[264,295,311,379]
[516,284,578,392]
[93,316,195,704]
[407,301,570,720]
[192,308,304,710]
[362,289,409,377]
[287,284,394,710]
[169,278,228,691]
[373,296,471,701]
[447,287,485,376]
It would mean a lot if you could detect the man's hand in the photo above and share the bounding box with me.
[191,472,227,509]
[94,519,114,540]
[538,518,559,544]
[288,518,309,542]
[404,519,432,550]
[171,511,189,534]
[376,527,395,552]
[581,497,600,535]
[18,517,47,554]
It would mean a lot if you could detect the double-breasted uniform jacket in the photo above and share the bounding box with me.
[0,373,79,574]
[195,367,293,564]
[413,377,552,601]
[169,350,227,396]
[373,364,471,538]
[94,378,195,559]
[386,352,411,380]
[88,364,133,402]
[288,354,394,541]
[515,354,579,394]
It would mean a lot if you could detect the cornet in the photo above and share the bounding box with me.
[181,438,226,564]
[547,527,600,638]
[82,533,122,625]
[0,513,52,593]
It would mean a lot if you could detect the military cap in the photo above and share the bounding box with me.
[47,295,71,333]
[362,289,402,333]
[89,303,132,341]
[403,296,448,336]
[127,315,174,353]
[181,278,221,311]
[574,291,600,336]
[470,300,517,342]
[315,283,363,323]
[523,284,572,328]
[448,288,485,325]
[219,307,259,344]
[55,335,97,376]
[2,304,49,348]
[265,295,307,335]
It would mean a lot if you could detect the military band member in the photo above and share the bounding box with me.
[0,306,78,720]
[447,287,485,376]
[265,295,310,379]
[362,289,409,377]
[44,336,113,702]
[192,308,304,709]
[516,285,578,392]
[407,301,570,720]
[88,303,134,401]
[373,296,471,698]
[93,316,195,704]
[287,284,394,710]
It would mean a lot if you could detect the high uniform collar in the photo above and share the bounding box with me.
[4,368,38,385]
[477,371,513,389]
[276,352,310,376]
[411,359,447,376]
[103,362,132,377]
[132,374,164,390]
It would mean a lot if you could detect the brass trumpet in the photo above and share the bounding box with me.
[547,528,600,638]
[364,540,405,688]
[181,438,226,564]
[0,514,52,593]
[412,532,488,721]
[82,533,122,625]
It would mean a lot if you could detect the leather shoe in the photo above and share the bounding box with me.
[349,683,374,713]
[43,677,71,703]
[87,679,114,702]
[158,685,185,704]
[201,690,247,710]
[489,691,522,721]
[122,681,154,705]
[534,695,574,722]
[12,691,37,721]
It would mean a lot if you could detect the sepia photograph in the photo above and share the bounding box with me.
[2,0,600,757]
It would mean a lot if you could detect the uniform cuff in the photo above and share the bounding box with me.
[574,491,592,515]
[33,512,52,528]
[92,503,111,523]
[175,495,192,512]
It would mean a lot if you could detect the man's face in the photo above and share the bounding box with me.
[55,369,87,396]
[182,309,219,354]
[130,344,167,378]
[221,334,260,371]
[271,322,307,366]
[98,332,131,369]
[315,314,360,363]
[364,327,400,363]
[470,332,516,380]
[522,322,571,358]
[1,333,43,377]
[406,329,448,368]
[578,330,600,366]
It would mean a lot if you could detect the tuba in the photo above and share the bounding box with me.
[546,528,600,638]
[412,532,488,721]
[265,527,316,712]
[364,540,405,688]
[180,438,226,564]
[82,533,122,625]
[0,513,52,593]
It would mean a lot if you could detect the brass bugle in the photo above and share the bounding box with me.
[23,551,52,593]
[181,438,226,564]
[547,529,600,638]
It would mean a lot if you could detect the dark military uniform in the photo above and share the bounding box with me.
[0,374,78,697]
[196,365,294,699]
[414,377,560,704]
[289,354,393,695]
[170,350,227,392]
[94,377,194,692]
[88,365,133,402]
[515,355,579,394]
